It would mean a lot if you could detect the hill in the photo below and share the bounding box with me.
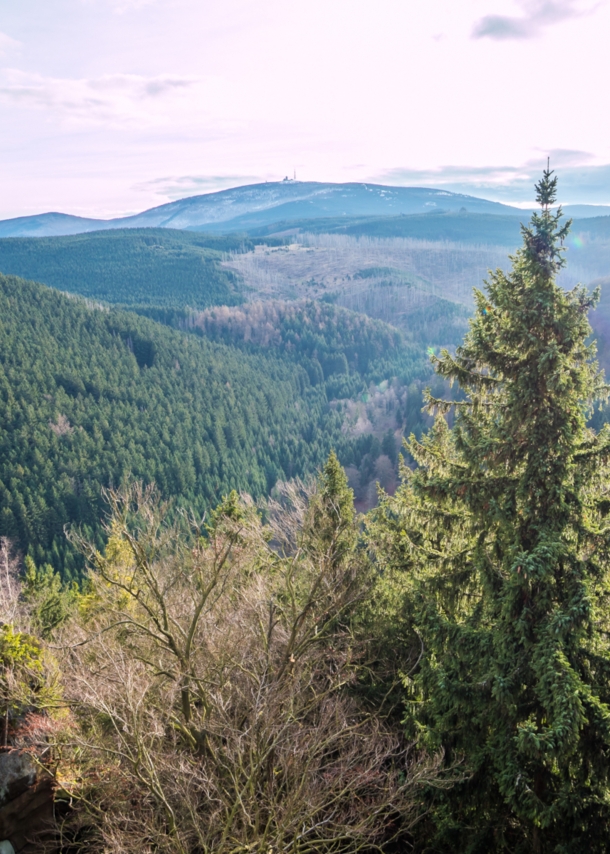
[562,205,610,218]
[223,218,610,321]
[0,274,441,577]
[0,211,110,238]
[0,229,254,309]
[2,214,607,340]
[247,210,610,247]
[0,181,527,238]
[248,210,528,245]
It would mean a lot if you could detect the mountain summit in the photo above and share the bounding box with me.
[0,181,525,238]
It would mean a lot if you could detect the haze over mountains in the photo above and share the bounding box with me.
[3,180,610,239]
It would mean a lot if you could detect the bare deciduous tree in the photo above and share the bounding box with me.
[55,479,451,853]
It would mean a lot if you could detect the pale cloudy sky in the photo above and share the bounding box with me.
[0,0,609,219]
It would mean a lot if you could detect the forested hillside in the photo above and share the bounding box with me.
[0,274,436,577]
[0,274,331,576]
[251,210,527,244]
[183,299,429,384]
[9,172,610,854]
[4,217,608,582]
[0,229,260,308]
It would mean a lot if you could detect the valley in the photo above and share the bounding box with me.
[2,181,610,581]
[3,176,610,852]
[3,0,610,840]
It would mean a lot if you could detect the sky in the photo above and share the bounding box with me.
[1,0,610,219]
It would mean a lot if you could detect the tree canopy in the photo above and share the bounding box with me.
[0,274,438,578]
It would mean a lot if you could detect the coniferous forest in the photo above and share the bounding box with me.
[0,229,253,309]
[0,272,444,579]
[4,171,610,853]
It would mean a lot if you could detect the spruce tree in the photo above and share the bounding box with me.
[375,169,610,852]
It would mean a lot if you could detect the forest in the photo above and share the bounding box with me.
[248,209,528,244]
[0,273,447,578]
[0,229,264,309]
[3,171,610,853]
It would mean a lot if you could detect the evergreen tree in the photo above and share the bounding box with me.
[311,450,356,555]
[373,170,610,852]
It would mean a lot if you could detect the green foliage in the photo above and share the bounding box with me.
[399,299,471,349]
[168,299,446,496]
[246,212,526,246]
[22,555,77,637]
[372,170,610,851]
[381,429,398,464]
[308,451,356,560]
[0,273,437,579]
[0,624,42,673]
[0,274,366,579]
[191,298,435,394]
[0,228,250,309]
[205,488,247,535]
[0,624,51,737]
[354,266,398,279]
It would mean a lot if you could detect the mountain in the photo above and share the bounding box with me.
[0,211,111,238]
[220,212,610,331]
[0,181,527,238]
[562,205,610,219]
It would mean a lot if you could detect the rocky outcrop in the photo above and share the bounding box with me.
[0,750,54,852]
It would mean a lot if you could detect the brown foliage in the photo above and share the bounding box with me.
[54,481,444,853]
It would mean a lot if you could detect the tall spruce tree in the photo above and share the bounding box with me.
[373,169,610,852]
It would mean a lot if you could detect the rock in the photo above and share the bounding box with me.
[0,753,37,808]
[0,750,55,852]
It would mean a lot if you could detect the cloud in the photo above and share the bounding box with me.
[0,31,22,57]
[472,0,598,40]
[79,0,160,12]
[134,174,264,201]
[112,0,158,9]
[473,15,535,39]
[86,74,192,96]
[374,151,610,205]
[0,70,196,126]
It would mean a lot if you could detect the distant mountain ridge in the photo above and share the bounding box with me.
[0,181,532,238]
